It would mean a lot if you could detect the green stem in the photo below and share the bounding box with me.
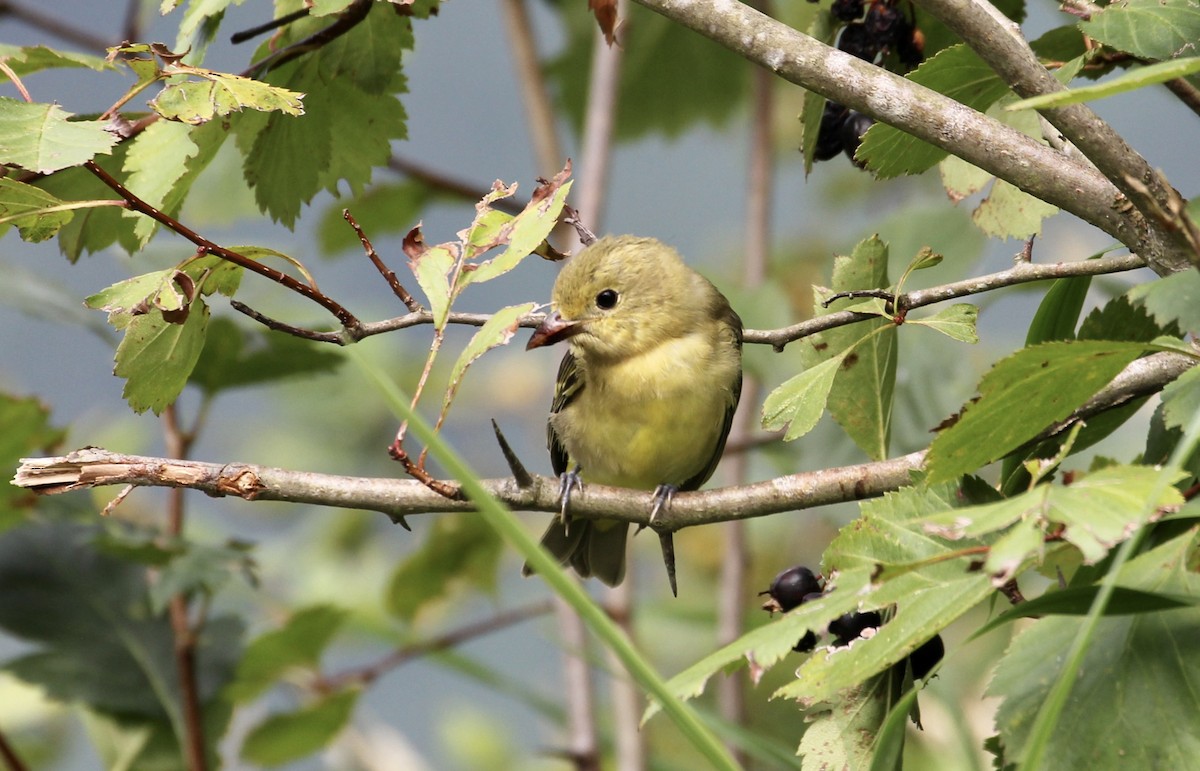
[349,348,740,771]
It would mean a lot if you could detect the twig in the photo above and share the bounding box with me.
[629,0,1166,271]
[16,350,1194,528]
[315,600,554,692]
[230,8,310,44]
[83,160,363,333]
[245,0,373,77]
[0,724,30,771]
[574,0,625,238]
[343,210,423,312]
[1162,77,1200,120]
[121,0,143,43]
[910,0,1199,274]
[387,156,525,215]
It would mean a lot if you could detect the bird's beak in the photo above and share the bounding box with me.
[527,311,583,350]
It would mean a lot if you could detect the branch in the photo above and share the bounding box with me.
[629,1,1161,270]
[14,350,1193,530]
[0,0,112,51]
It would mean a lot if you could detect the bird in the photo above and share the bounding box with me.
[522,235,743,594]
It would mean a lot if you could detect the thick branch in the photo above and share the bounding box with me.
[14,350,1194,529]
[912,0,1199,274]
[630,1,1150,266]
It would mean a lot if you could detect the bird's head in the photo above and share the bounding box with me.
[526,235,714,360]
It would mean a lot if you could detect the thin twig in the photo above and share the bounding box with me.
[0,725,30,771]
[500,0,563,176]
[245,0,372,77]
[0,0,112,51]
[387,156,525,214]
[343,210,423,312]
[230,7,310,44]
[83,160,363,333]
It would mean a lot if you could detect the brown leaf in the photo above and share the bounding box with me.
[402,225,427,259]
[589,0,620,46]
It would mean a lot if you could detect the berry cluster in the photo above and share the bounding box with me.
[760,564,944,679]
[809,0,924,165]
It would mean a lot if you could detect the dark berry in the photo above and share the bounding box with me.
[839,111,875,161]
[764,566,821,612]
[794,630,818,653]
[814,102,849,161]
[831,0,865,22]
[864,1,901,40]
[829,610,882,645]
[837,23,880,63]
[909,634,944,679]
[895,19,925,68]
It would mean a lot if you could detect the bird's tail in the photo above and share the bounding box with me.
[523,519,629,587]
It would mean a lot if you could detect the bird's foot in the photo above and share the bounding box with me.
[647,484,677,527]
[557,466,584,526]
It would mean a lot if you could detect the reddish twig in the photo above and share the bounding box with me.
[387,440,462,501]
[343,210,423,312]
[0,725,30,771]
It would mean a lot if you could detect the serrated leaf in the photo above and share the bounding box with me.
[151,69,304,124]
[385,513,502,622]
[909,303,979,343]
[0,44,112,76]
[973,586,1200,640]
[122,120,200,245]
[1160,365,1200,431]
[939,153,993,202]
[761,353,844,441]
[858,45,1012,178]
[241,689,359,766]
[440,302,537,416]
[463,180,572,287]
[1078,292,1177,343]
[0,177,76,241]
[409,244,456,329]
[1080,0,1200,61]
[798,236,896,459]
[989,530,1200,769]
[971,178,1059,240]
[0,98,118,173]
[1128,270,1200,336]
[113,301,211,414]
[1008,57,1200,111]
[919,464,1185,564]
[0,395,64,529]
[798,673,894,770]
[925,341,1150,485]
[226,605,348,703]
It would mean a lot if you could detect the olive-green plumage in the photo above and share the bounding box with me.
[523,235,743,587]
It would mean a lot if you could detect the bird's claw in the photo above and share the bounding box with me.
[643,484,677,530]
[557,466,583,527]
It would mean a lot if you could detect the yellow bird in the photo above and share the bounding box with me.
[524,235,743,593]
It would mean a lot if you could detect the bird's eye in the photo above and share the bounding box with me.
[595,289,619,310]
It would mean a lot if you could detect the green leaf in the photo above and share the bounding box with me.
[1128,270,1200,336]
[1008,57,1200,111]
[147,541,255,613]
[989,530,1200,769]
[0,395,65,530]
[925,341,1150,486]
[971,178,1060,240]
[34,140,137,260]
[112,301,211,414]
[385,513,503,622]
[121,120,200,246]
[798,672,895,770]
[0,177,76,241]
[1026,276,1093,344]
[1080,0,1200,61]
[858,45,1011,178]
[797,236,896,459]
[190,318,344,395]
[409,243,456,329]
[226,605,348,703]
[973,586,1200,639]
[440,303,537,416]
[1160,365,1200,432]
[463,180,573,287]
[0,97,119,173]
[799,10,838,173]
[1078,292,1179,343]
[918,464,1185,564]
[240,689,360,766]
[0,520,242,726]
[151,70,304,124]
[761,353,844,441]
[0,44,112,76]
[909,303,979,343]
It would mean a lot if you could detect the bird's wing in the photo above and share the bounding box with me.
[548,349,584,477]
[680,309,744,492]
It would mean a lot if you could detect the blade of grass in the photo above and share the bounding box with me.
[347,348,740,771]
